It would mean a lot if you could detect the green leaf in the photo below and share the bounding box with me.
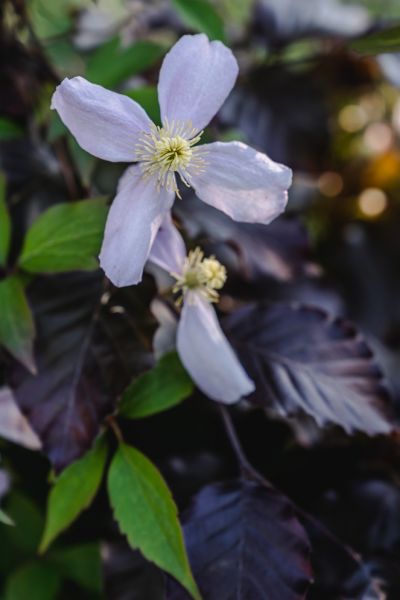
[351,24,400,55]
[124,86,161,125]
[0,173,11,266]
[0,508,14,526]
[0,118,24,141]
[86,38,165,89]
[49,543,102,592]
[172,0,225,41]
[120,352,193,419]
[108,443,201,600]
[5,562,61,600]
[0,276,35,372]
[18,199,108,274]
[39,437,107,553]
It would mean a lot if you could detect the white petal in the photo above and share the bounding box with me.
[151,299,178,360]
[177,293,255,404]
[0,387,42,450]
[51,76,152,162]
[191,141,292,224]
[99,166,174,286]
[148,212,186,274]
[158,34,238,133]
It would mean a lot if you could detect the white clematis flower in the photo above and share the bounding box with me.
[51,33,292,287]
[149,214,255,404]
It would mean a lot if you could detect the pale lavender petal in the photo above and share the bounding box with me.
[151,299,178,360]
[191,141,292,224]
[148,212,186,274]
[51,76,152,162]
[158,34,238,133]
[0,387,42,450]
[99,166,174,286]
[177,292,255,404]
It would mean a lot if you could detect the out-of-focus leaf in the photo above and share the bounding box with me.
[28,0,72,39]
[168,478,312,599]
[50,543,102,592]
[18,199,108,273]
[300,512,377,599]
[86,38,165,89]
[40,437,107,552]
[108,443,200,600]
[351,25,400,55]
[0,387,42,450]
[0,118,24,141]
[254,0,370,46]
[10,271,152,470]
[172,0,225,41]
[220,66,330,171]
[225,303,393,435]
[0,494,43,557]
[0,276,35,373]
[103,541,165,600]
[4,562,61,600]
[125,86,161,125]
[120,352,193,419]
[67,137,96,188]
[0,508,14,526]
[0,172,10,265]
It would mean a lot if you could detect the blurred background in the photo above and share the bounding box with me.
[2,0,400,598]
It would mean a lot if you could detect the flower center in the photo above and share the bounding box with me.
[135,120,206,197]
[173,247,227,303]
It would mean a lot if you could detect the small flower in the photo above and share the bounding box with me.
[51,34,292,287]
[149,214,255,404]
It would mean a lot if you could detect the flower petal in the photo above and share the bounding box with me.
[158,34,238,133]
[148,213,186,274]
[51,76,152,162]
[191,141,292,224]
[177,292,255,404]
[99,166,174,286]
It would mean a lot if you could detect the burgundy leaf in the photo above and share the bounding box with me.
[168,479,312,600]
[9,271,153,471]
[224,303,393,435]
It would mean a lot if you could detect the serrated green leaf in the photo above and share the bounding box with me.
[86,38,165,89]
[0,173,11,266]
[18,199,108,274]
[172,0,225,41]
[0,276,35,372]
[0,508,14,526]
[49,543,102,592]
[124,86,161,125]
[120,352,193,419]
[351,24,400,55]
[39,437,107,553]
[108,443,201,600]
[0,118,24,141]
[4,562,61,600]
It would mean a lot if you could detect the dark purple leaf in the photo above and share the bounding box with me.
[219,66,330,171]
[175,191,313,284]
[225,303,393,435]
[168,478,312,600]
[9,271,153,471]
[103,541,165,600]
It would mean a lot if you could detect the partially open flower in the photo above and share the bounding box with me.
[149,214,255,404]
[51,34,292,287]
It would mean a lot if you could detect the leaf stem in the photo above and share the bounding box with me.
[107,415,124,444]
[219,406,267,485]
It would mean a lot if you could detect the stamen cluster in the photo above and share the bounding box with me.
[173,247,227,303]
[135,120,205,197]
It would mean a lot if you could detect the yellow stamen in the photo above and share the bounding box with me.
[173,247,227,303]
[135,120,207,197]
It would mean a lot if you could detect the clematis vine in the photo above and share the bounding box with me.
[51,34,292,287]
[149,214,255,404]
